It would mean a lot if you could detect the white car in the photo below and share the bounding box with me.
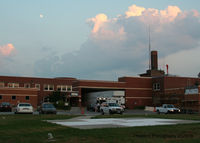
[100,102,124,115]
[156,104,181,114]
[15,103,33,114]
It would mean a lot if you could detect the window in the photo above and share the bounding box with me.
[43,84,54,91]
[44,84,48,91]
[62,86,66,91]
[24,83,30,88]
[49,85,54,91]
[57,85,61,91]
[67,86,72,91]
[56,85,70,92]
[0,82,4,88]
[0,95,2,100]
[157,83,160,90]
[153,83,160,91]
[8,83,13,88]
[12,96,16,100]
[14,83,19,88]
[8,83,19,88]
[25,96,30,100]
[35,84,40,90]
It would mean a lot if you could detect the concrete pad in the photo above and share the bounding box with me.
[48,118,200,129]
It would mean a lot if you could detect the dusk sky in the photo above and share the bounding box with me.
[0,0,200,80]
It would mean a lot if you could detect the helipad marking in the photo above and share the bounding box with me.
[49,118,199,129]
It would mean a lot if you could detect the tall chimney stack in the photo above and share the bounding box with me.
[151,51,158,70]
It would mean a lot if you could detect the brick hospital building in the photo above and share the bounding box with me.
[0,51,200,113]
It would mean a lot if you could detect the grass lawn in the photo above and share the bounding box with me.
[0,114,200,143]
[93,113,200,120]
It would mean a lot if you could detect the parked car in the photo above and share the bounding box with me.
[100,102,124,115]
[0,102,12,112]
[156,104,181,114]
[15,103,33,114]
[39,103,57,114]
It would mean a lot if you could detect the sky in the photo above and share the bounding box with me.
[0,0,200,80]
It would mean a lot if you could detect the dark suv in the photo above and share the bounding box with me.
[0,102,12,112]
[39,103,57,114]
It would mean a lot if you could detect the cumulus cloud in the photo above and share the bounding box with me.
[87,13,108,33]
[125,5,145,17]
[34,5,200,80]
[0,44,15,56]
[0,43,17,76]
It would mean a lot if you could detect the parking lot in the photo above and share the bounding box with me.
[0,108,156,115]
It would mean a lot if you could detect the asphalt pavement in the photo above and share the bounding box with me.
[0,107,156,115]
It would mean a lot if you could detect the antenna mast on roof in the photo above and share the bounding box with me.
[148,25,151,70]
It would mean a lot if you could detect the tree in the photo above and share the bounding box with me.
[195,81,199,86]
[48,91,66,103]
[47,91,68,109]
[198,72,200,78]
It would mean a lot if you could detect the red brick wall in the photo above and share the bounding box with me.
[119,77,152,88]
[1,95,38,108]
[119,77,152,108]
[126,98,152,109]
[0,88,38,108]
[73,80,126,88]
[152,76,200,109]
[0,76,77,105]
[164,76,200,89]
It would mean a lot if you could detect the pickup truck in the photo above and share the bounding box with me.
[100,102,124,115]
[156,104,181,114]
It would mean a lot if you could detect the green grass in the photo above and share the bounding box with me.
[93,114,200,120]
[0,114,200,143]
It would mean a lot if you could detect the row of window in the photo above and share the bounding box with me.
[0,82,40,89]
[43,84,72,91]
[0,82,72,92]
[0,95,30,100]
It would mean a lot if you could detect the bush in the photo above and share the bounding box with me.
[54,100,64,109]
[54,100,71,110]
[134,106,145,110]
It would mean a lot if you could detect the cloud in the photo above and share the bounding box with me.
[87,13,108,33]
[34,5,200,80]
[0,43,17,76]
[159,6,182,23]
[125,5,145,17]
[0,44,15,56]
[159,46,200,77]
[125,5,181,23]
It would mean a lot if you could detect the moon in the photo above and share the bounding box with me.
[40,14,44,18]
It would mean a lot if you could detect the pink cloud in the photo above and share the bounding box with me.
[160,6,181,22]
[0,44,15,56]
[125,5,181,23]
[87,13,108,33]
[88,5,200,42]
[125,5,145,18]
[136,6,182,24]
[88,5,183,38]
[192,10,199,17]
